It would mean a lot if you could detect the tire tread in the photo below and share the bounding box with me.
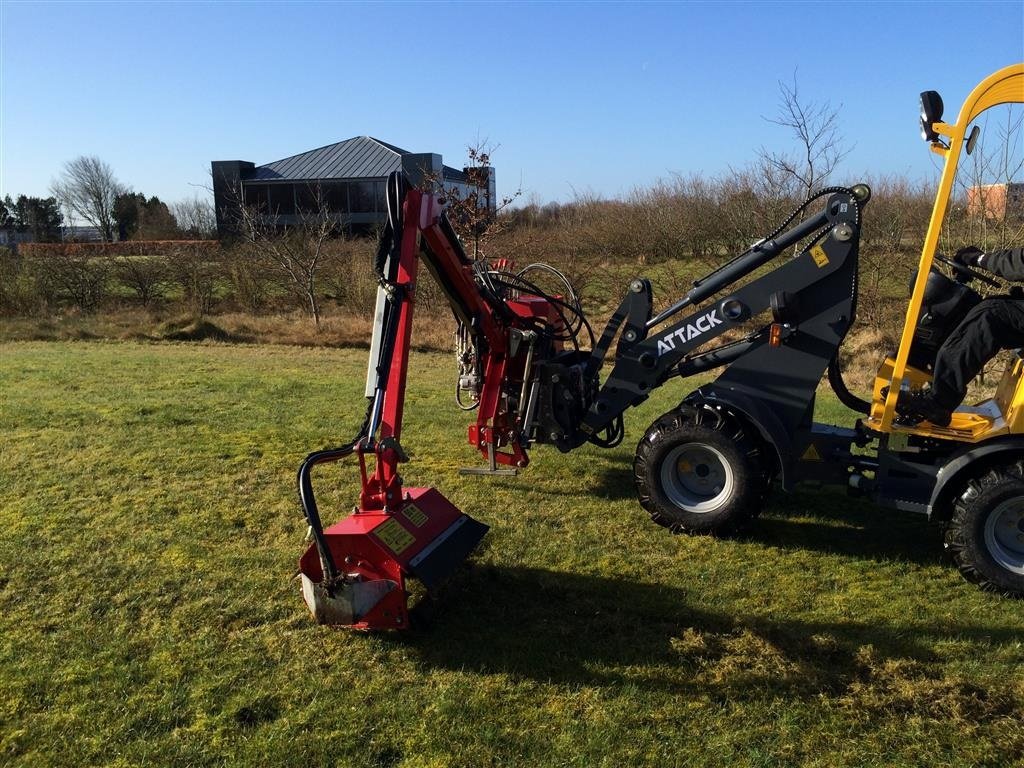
[633,404,765,536]
[946,461,1024,598]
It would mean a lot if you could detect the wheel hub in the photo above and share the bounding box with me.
[985,498,1024,575]
[662,443,735,513]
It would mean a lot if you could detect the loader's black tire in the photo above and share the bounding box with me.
[633,405,764,535]
[946,462,1024,598]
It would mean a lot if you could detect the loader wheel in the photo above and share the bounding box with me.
[947,463,1024,598]
[634,406,763,535]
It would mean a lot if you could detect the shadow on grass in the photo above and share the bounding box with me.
[587,462,944,566]
[158,318,250,343]
[588,463,638,501]
[397,565,1020,712]
[756,488,945,567]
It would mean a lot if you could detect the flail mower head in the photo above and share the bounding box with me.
[299,487,488,628]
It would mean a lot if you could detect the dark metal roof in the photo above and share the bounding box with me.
[246,136,465,182]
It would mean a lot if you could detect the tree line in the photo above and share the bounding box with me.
[0,172,970,326]
[4,78,1019,340]
[4,155,217,243]
[1,195,63,242]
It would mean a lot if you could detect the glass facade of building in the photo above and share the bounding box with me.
[243,180,390,216]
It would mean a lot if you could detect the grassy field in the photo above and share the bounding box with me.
[1,341,1023,768]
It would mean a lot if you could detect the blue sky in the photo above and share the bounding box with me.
[1,1,1022,206]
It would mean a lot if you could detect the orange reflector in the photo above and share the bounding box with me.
[769,323,783,347]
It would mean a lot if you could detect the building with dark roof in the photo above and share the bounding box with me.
[211,136,495,237]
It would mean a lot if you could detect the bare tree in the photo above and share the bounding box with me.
[441,142,521,258]
[629,173,722,262]
[233,185,335,326]
[946,105,1024,252]
[719,163,797,248]
[858,174,934,322]
[172,196,217,239]
[50,156,124,242]
[759,75,851,200]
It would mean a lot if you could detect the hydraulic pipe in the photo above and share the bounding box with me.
[365,284,405,445]
[646,208,830,329]
[676,334,761,377]
[298,439,363,586]
[828,355,872,415]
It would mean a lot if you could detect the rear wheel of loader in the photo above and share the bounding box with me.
[634,405,764,535]
[947,462,1024,598]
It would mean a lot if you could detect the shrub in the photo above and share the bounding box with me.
[31,251,111,312]
[0,248,47,315]
[165,245,222,317]
[319,238,381,316]
[113,255,169,306]
[223,245,274,314]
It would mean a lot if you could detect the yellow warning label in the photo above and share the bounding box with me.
[802,444,822,461]
[373,518,416,555]
[401,503,428,528]
[810,245,829,268]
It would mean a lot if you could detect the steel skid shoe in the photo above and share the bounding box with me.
[299,487,488,629]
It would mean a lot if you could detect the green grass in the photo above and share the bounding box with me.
[1,341,1022,768]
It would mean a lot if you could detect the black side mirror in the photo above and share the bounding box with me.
[966,125,981,155]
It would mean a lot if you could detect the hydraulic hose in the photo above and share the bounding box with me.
[301,174,403,587]
[297,398,373,587]
[648,186,864,330]
[828,355,871,415]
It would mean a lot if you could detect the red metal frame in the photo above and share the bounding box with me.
[355,187,540,504]
[358,190,423,513]
[375,189,550,473]
[300,183,563,628]
[298,487,472,629]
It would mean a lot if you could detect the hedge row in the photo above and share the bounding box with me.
[0,238,395,320]
[18,240,219,258]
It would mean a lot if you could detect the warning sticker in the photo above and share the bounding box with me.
[373,518,416,555]
[801,444,823,462]
[401,503,428,528]
[810,245,829,268]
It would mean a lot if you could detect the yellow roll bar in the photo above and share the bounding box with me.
[879,63,1024,431]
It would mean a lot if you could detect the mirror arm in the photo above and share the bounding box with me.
[927,122,958,155]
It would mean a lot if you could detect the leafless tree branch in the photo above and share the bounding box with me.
[50,156,124,242]
[759,74,852,200]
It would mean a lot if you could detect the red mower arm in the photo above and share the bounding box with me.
[296,171,572,628]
